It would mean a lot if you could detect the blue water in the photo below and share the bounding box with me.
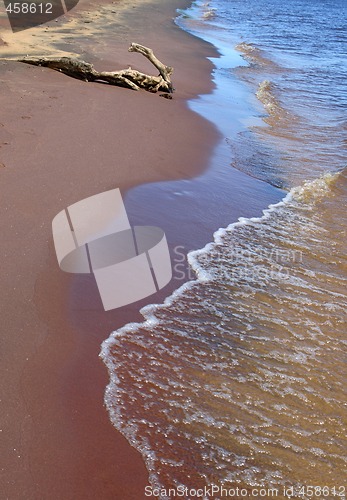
[102,0,347,496]
[178,0,347,188]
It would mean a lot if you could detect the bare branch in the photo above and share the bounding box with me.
[128,43,173,92]
[18,44,174,94]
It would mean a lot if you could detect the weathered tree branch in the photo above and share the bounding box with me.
[18,44,174,94]
[128,43,173,92]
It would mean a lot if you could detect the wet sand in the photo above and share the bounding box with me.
[0,0,219,498]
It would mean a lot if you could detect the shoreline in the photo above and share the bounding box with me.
[0,1,221,497]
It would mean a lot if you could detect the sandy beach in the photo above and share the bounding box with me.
[0,0,219,497]
[3,0,345,496]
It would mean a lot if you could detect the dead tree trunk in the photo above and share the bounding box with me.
[128,43,173,92]
[18,43,174,94]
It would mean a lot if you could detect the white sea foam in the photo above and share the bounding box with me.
[101,167,341,374]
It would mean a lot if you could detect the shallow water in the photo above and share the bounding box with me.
[102,0,347,497]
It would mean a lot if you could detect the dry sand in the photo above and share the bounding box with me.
[0,0,219,498]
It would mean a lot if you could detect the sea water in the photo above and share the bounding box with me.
[101,0,347,497]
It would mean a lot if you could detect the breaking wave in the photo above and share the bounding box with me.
[101,169,346,495]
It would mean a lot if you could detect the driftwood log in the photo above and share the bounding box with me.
[19,43,174,94]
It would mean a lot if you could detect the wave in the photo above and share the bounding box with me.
[101,168,342,361]
[235,41,282,70]
[100,170,344,493]
[202,9,216,20]
[256,79,287,120]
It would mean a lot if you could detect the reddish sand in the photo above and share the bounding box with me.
[0,0,219,498]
